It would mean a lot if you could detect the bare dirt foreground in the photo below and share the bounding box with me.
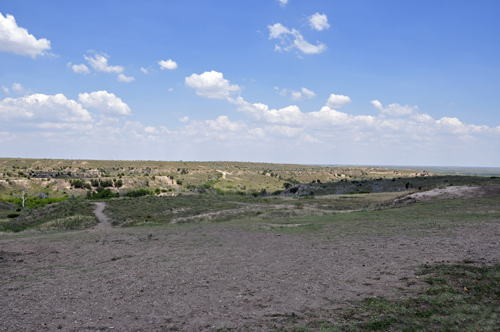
[1,193,500,331]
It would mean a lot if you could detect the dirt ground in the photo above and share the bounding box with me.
[1,191,500,331]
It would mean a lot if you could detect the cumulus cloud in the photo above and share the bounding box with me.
[326,94,351,108]
[117,73,135,83]
[140,67,148,74]
[268,23,327,54]
[371,100,417,116]
[84,52,124,73]
[68,62,90,74]
[1,86,9,94]
[269,23,291,39]
[159,59,178,70]
[185,71,241,99]
[12,83,23,94]
[168,88,174,92]
[230,94,499,147]
[78,91,131,117]
[2,88,499,165]
[0,13,51,58]
[309,13,330,31]
[0,93,92,123]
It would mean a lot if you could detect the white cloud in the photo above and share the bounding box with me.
[371,100,417,116]
[168,88,174,92]
[233,96,497,149]
[12,83,23,94]
[269,23,291,39]
[0,93,92,123]
[78,91,131,116]
[144,126,159,134]
[290,90,302,101]
[371,100,383,111]
[292,33,327,54]
[301,87,316,99]
[2,89,498,165]
[268,23,327,54]
[326,94,351,108]
[276,87,316,101]
[179,116,189,123]
[410,113,434,123]
[140,67,148,74]
[309,13,330,31]
[1,86,9,94]
[159,59,178,70]
[84,52,124,73]
[266,125,303,137]
[185,71,241,99]
[207,116,245,132]
[68,62,90,74]
[117,73,135,83]
[278,0,289,7]
[0,13,51,58]
[274,87,288,96]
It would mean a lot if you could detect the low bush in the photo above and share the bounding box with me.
[88,188,119,199]
[124,189,151,197]
[100,179,113,188]
[71,179,91,190]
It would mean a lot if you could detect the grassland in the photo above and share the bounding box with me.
[0,157,431,201]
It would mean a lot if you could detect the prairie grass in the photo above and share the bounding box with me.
[0,200,97,232]
[36,215,98,231]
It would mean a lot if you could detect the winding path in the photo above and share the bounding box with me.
[92,202,112,230]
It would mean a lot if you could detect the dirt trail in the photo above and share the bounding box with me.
[216,170,230,179]
[92,202,111,230]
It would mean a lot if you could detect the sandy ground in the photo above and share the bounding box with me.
[1,215,500,331]
[408,186,482,201]
[393,185,484,206]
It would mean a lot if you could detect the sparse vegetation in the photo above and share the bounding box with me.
[272,263,500,331]
[1,158,499,330]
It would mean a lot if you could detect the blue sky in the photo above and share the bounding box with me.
[1,0,499,166]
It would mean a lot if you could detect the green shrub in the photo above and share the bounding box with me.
[100,179,113,188]
[71,179,91,189]
[124,189,151,197]
[88,188,119,199]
